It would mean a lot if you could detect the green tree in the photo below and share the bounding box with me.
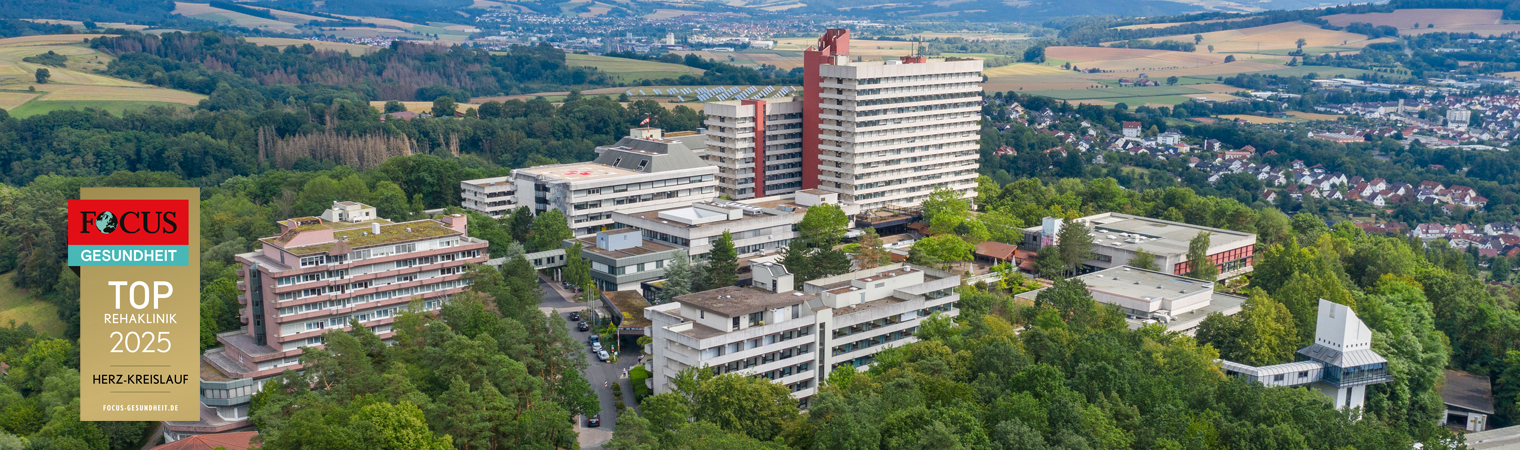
[1295,38,1307,50]
[1127,249,1158,271]
[1224,55,1236,63]
[1255,208,1292,247]
[383,100,406,113]
[1197,290,1298,365]
[854,228,891,270]
[431,96,458,117]
[528,209,573,252]
[1054,218,1094,277]
[797,203,849,250]
[366,181,410,220]
[33,68,47,84]
[913,235,974,267]
[1194,34,1204,45]
[703,231,739,290]
[1186,232,1218,281]
[1208,44,1214,53]
[564,242,592,291]
[1166,76,1179,86]
[659,250,694,304]
[923,187,972,229]
[507,206,534,244]
[693,374,798,441]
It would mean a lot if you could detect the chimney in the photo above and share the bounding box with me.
[372,222,381,235]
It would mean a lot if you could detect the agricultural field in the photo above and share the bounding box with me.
[1113,17,1252,30]
[0,273,66,338]
[1322,9,1520,36]
[172,2,301,33]
[1045,46,1230,72]
[1287,111,1344,121]
[245,38,379,55]
[171,2,478,43]
[23,19,150,31]
[0,35,206,117]
[368,100,483,113]
[1219,114,1292,124]
[1139,21,1392,55]
[564,54,706,81]
[1022,85,1215,107]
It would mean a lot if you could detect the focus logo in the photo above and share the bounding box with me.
[68,200,189,266]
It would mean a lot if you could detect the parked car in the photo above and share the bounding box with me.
[589,335,600,345]
[578,321,590,332]
[592,341,603,352]
[587,414,601,427]
[597,350,610,361]
[569,311,581,322]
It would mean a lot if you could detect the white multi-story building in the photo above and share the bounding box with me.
[511,128,719,235]
[460,176,516,218]
[702,97,805,199]
[645,263,960,408]
[611,190,842,259]
[799,29,982,211]
[1448,108,1471,129]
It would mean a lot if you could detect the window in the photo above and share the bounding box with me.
[1273,374,1285,381]
[299,256,326,267]
[395,243,416,254]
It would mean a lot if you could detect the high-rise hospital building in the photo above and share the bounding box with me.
[704,29,982,209]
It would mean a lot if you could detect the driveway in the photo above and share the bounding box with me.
[540,278,643,450]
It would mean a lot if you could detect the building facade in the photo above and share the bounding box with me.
[1026,213,1258,280]
[793,29,982,211]
[573,228,684,293]
[168,202,489,443]
[644,263,960,408]
[512,128,719,236]
[703,98,805,199]
[460,176,517,218]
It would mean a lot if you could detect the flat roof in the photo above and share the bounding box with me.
[516,162,640,182]
[1072,266,1214,300]
[462,176,513,186]
[262,218,463,255]
[605,291,652,328]
[1081,213,1255,257]
[674,286,816,317]
[624,198,808,229]
[576,236,680,259]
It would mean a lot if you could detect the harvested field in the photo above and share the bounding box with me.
[1143,21,1387,54]
[0,92,39,109]
[172,2,300,33]
[1498,71,1520,80]
[245,38,379,54]
[9,100,189,118]
[1323,8,1499,29]
[1220,114,1291,124]
[1187,83,1248,94]
[1113,17,1251,30]
[645,9,702,19]
[983,63,1070,76]
[0,35,108,46]
[32,84,205,103]
[1188,92,1243,102]
[1287,111,1344,121]
[24,19,149,30]
[1044,46,1228,72]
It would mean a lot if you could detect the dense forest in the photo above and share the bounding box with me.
[91,32,609,100]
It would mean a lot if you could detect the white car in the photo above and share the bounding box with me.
[592,342,603,352]
[597,350,610,361]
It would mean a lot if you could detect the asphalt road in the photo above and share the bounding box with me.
[539,278,643,450]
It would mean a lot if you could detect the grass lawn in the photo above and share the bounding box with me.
[0,273,66,338]
[8,100,191,118]
[563,54,705,82]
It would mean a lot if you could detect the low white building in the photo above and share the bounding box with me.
[1221,299,1392,414]
[645,263,960,408]
[1015,265,1245,334]
[1025,213,1258,280]
[511,128,719,235]
[611,190,843,259]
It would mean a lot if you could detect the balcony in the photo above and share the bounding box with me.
[236,280,247,291]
